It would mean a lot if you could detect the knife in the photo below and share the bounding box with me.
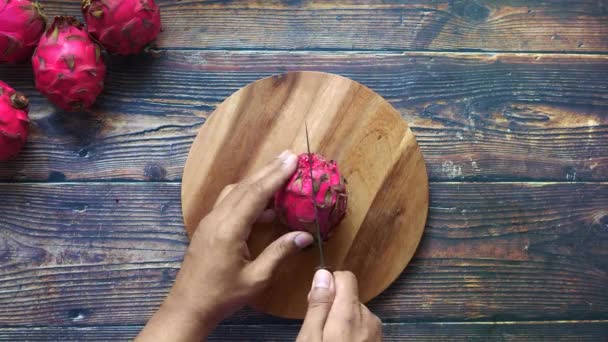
[305,121,326,270]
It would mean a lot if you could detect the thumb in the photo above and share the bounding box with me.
[298,269,335,341]
[247,232,314,281]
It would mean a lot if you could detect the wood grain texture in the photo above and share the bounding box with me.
[38,0,608,52]
[0,52,606,182]
[181,71,428,318]
[0,182,605,325]
[1,321,606,341]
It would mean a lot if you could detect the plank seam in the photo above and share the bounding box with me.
[156,47,608,55]
[0,320,607,329]
[1,180,607,185]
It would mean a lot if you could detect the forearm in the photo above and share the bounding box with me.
[136,293,218,342]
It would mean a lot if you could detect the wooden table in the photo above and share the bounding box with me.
[0,1,606,340]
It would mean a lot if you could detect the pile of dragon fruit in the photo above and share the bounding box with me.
[1,1,349,237]
[0,0,161,160]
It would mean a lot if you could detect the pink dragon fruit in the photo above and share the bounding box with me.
[32,16,106,112]
[275,153,348,240]
[0,81,29,161]
[0,0,46,63]
[81,0,161,55]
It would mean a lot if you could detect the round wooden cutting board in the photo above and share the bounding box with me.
[182,71,428,319]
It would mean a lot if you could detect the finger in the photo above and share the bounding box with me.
[246,231,314,281]
[360,304,380,322]
[330,271,361,319]
[298,269,336,341]
[222,150,298,230]
[232,150,297,207]
[334,271,359,303]
[256,209,277,223]
[247,150,296,184]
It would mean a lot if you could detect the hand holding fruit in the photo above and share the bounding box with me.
[136,150,315,341]
[297,270,383,342]
[173,150,316,322]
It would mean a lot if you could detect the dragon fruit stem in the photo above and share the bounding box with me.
[10,93,29,109]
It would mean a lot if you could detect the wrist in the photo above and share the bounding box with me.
[137,292,219,342]
[162,290,221,337]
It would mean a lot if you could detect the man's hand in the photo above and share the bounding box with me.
[137,150,314,341]
[296,270,382,342]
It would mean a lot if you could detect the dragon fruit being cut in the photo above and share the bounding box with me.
[0,81,29,161]
[82,0,161,55]
[275,153,348,240]
[32,16,106,112]
[0,0,47,63]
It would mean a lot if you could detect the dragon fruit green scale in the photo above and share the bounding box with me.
[275,153,348,240]
[32,16,106,112]
[82,0,161,56]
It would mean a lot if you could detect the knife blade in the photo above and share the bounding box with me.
[305,121,326,269]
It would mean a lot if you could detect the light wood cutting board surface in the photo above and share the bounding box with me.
[182,71,428,319]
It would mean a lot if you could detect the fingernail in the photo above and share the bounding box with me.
[312,269,332,289]
[278,150,290,161]
[294,233,313,249]
[281,152,297,170]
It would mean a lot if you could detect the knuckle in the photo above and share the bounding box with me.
[335,296,359,308]
[342,270,357,281]
[212,231,233,246]
[212,223,238,242]
[246,268,272,289]
[253,274,272,289]
[307,299,332,310]
[308,288,333,305]
[335,306,356,322]
[236,180,265,198]
[361,307,382,336]
[274,239,292,257]
[248,180,266,196]
[233,182,249,194]
[222,183,236,195]
[334,270,357,283]
[374,315,382,326]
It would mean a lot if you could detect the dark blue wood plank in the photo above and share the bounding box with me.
[1,321,606,341]
[0,52,606,182]
[0,182,605,326]
[37,0,608,52]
